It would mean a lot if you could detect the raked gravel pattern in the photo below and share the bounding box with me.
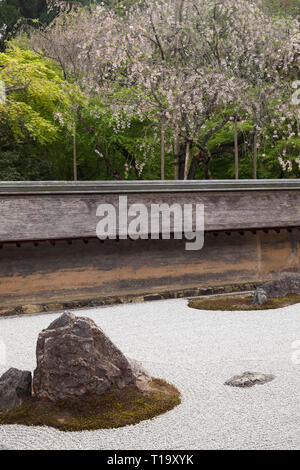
[0,298,299,450]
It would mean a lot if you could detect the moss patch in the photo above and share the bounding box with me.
[188,293,300,311]
[0,379,180,432]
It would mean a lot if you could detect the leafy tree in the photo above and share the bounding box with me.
[34,0,298,180]
[0,42,157,181]
[0,44,76,179]
[1,0,299,181]
[0,45,74,141]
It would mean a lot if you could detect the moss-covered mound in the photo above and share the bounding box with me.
[0,379,180,432]
[188,293,300,311]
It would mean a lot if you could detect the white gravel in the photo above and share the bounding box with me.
[0,298,299,450]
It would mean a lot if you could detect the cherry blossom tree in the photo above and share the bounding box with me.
[28,0,300,179]
[112,0,299,178]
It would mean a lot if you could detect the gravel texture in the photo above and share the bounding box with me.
[0,299,299,450]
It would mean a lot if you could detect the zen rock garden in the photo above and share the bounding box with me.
[1,297,283,430]
[0,273,298,449]
[2,273,299,420]
[0,312,180,431]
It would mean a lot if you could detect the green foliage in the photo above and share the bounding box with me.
[76,100,168,180]
[257,0,300,19]
[0,149,56,180]
[0,42,298,181]
[0,1,299,181]
[0,45,76,180]
[0,46,72,143]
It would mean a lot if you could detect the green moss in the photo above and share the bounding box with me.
[188,293,300,311]
[0,378,181,432]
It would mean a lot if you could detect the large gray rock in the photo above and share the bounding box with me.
[0,368,32,410]
[225,371,275,388]
[253,288,268,305]
[261,273,300,298]
[33,312,136,401]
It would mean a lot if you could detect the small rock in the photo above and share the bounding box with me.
[252,288,268,305]
[225,371,275,388]
[224,286,234,293]
[33,312,136,401]
[130,296,145,304]
[127,357,152,383]
[0,368,32,410]
[44,303,64,312]
[22,305,43,315]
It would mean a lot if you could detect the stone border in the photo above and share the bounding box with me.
[0,282,259,317]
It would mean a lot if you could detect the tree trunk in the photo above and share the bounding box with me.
[204,157,212,180]
[184,142,190,180]
[234,117,239,180]
[178,143,187,179]
[174,134,180,179]
[161,119,165,181]
[73,110,77,181]
[253,126,257,179]
[188,157,200,179]
[188,151,202,179]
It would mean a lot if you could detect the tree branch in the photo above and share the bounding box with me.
[202,116,231,145]
[6,81,31,94]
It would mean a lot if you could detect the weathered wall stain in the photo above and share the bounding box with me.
[0,230,299,308]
